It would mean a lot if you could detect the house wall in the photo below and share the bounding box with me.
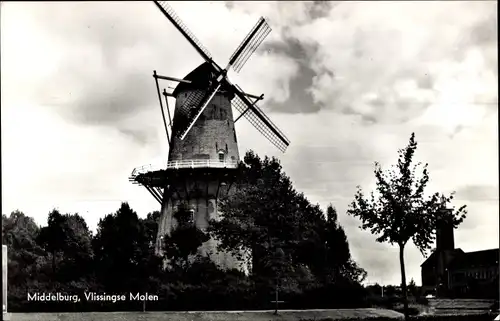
[449,266,499,290]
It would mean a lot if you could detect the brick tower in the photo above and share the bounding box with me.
[156,62,241,269]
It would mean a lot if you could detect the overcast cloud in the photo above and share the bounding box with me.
[1,1,498,285]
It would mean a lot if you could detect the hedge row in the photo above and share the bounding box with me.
[300,313,496,321]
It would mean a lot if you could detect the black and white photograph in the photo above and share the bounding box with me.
[1,1,498,321]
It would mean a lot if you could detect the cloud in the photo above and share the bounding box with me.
[1,1,497,286]
[278,1,496,124]
[1,1,300,144]
[261,39,319,113]
[455,185,499,202]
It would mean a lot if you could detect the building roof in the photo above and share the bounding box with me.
[448,248,499,270]
[420,249,464,267]
[421,248,499,270]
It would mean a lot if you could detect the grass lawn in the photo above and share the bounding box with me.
[4,308,404,321]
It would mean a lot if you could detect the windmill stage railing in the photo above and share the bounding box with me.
[130,159,239,179]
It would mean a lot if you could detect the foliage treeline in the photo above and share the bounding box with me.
[2,151,369,312]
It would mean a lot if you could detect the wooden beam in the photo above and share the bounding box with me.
[244,92,264,100]
[154,72,261,100]
[154,74,192,84]
[153,71,170,146]
[234,94,264,123]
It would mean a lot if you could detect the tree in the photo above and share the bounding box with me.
[162,204,210,271]
[2,211,51,311]
[366,283,383,296]
[323,205,366,284]
[37,210,67,274]
[142,211,161,250]
[407,278,418,298]
[2,211,47,280]
[209,152,327,280]
[209,151,367,307]
[347,132,467,320]
[384,285,397,297]
[37,211,94,280]
[92,202,157,293]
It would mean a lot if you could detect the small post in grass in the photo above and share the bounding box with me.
[271,246,286,315]
[271,276,285,315]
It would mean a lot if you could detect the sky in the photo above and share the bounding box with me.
[1,1,498,286]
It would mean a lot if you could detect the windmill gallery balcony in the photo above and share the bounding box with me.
[128,158,239,204]
[130,159,239,178]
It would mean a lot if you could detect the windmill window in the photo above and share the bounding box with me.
[189,209,195,224]
[218,152,225,162]
[212,105,217,119]
[220,108,227,120]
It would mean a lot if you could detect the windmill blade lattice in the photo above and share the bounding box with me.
[155,1,214,63]
[229,17,271,73]
[232,85,290,152]
[151,1,290,153]
[178,82,222,140]
[177,90,206,118]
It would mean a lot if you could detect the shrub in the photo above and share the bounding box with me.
[299,313,495,321]
[415,297,429,305]
[411,313,495,321]
[393,306,420,316]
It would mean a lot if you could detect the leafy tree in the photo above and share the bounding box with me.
[37,209,66,274]
[4,151,376,311]
[366,283,383,296]
[92,202,157,293]
[209,151,367,303]
[347,133,467,320]
[209,152,325,280]
[296,204,366,285]
[2,211,43,259]
[2,211,47,279]
[384,285,397,297]
[137,211,164,299]
[407,278,418,298]
[37,211,93,280]
[142,211,161,249]
[323,205,366,284]
[162,204,210,271]
[59,213,94,284]
[2,211,51,311]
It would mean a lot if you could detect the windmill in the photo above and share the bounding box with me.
[129,1,290,270]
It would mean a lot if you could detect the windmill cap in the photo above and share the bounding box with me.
[172,62,233,98]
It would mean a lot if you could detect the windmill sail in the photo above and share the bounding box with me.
[231,84,290,152]
[152,1,290,153]
[178,82,222,140]
[154,1,216,66]
[175,16,272,139]
[229,17,271,73]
